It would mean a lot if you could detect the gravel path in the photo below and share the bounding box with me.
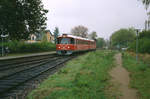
[110,53,137,99]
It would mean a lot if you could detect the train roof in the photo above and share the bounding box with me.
[58,34,95,42]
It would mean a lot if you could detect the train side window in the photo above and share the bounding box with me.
[77,40,78,44]
[71,38,74,44]
[79,40,81,44]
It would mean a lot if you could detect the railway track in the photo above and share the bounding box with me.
[0,53,75,99]
[0,53,56,67]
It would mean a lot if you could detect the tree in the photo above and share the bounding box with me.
[96,38,106,48]
[139,30,150,39]
[53,27,59,44]
[71,25,88,38]
[110,28,136,48]
[141,0,150,9]
[42,33,48,42]
[129,30,150,53]
[89,31,97,40]
[0,0,48,40]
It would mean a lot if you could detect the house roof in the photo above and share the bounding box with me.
[45,30,53,36]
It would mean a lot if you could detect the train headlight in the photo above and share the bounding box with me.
[68,46,70,49]
[58,47,61,49]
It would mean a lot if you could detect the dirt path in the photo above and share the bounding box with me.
[110,53,137,99]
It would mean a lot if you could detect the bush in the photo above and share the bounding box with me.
[129,38,150,54]
[2,41,56,53]
[139,30,150,39]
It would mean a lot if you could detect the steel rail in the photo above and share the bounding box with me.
[0,57,62,79]
[0,53,57,67]
[0,56,73,98]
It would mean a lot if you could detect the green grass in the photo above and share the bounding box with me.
[27,50,116,99]
[122,52,150,99]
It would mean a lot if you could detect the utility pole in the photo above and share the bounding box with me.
[135,29,140,62]
[145,20,147,30]
[1,33,4,57]
[148,20,150,30]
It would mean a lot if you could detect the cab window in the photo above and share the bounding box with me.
[57,38,74,44]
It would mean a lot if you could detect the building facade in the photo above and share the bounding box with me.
[27,30,54,43]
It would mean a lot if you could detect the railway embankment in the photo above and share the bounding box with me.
[27,50,116,99]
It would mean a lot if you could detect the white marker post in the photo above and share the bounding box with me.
[1,34,9,56]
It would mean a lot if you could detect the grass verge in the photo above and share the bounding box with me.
[122,52,150,99]
[27,50,115,99]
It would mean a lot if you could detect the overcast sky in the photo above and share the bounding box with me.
[42,0,147,39]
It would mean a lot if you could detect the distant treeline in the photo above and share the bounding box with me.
[110,28,150,54]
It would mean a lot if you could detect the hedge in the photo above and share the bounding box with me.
[0,41,56,53]
[129,38,150,54]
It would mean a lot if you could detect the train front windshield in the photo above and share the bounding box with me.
[58,38,74,44]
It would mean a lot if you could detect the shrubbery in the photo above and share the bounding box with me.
[129,38,150,54]
[129,31,150,54]
[2,41,56,53]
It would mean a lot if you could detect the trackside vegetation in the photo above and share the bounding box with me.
[1,41,56,54]
[122,52,150,99]
[129,30,150,54]
[27,50,115,99]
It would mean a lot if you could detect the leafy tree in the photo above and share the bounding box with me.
[129,38,150,53]
[110,28,136,48]
[96,38,106,48]
[141,0,150,9]
[139,30,150,39]
[89,31,97,40]
[41,33,48,42]
[0,0,48,40]
[71,25,88,38]
[129,30,150,53]
[53,27,59,44]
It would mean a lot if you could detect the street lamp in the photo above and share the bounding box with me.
[135,29,140,62]
[1,34,9,56]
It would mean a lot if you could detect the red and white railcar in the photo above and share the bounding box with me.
[56,34,96,55]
